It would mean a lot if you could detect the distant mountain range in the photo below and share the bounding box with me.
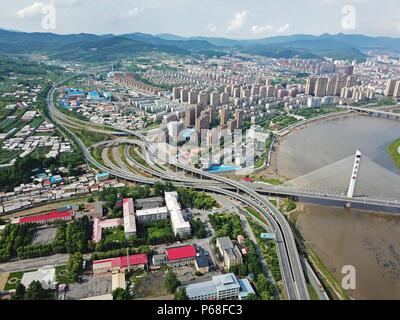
[1,28,400,62]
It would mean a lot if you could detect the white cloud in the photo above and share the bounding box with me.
[16,2,51,19]
[227,10,248,32]
[252,23,290,35]
[207,23,217,33]
[106,6,144,21]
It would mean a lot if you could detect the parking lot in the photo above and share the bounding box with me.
[31,227,57,245]
[65,275,112,300]
[175,266,222,285]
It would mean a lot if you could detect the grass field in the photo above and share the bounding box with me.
[244,206,269,225]
[252,177,283,185]
[307,283,320,300]
[4,270,37,291]
[0,109,27,134]
[55,265,73,285]
[29,116,45,129]
[388,138,400,169]
[0,149,21,165]
[102,226,126,244]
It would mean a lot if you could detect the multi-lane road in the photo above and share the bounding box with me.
[46,74,311,300]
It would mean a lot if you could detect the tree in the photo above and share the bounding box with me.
[174,288,188,300]
[67,253,84,282]
[153,182,166,197]
[246,293,257,300]
[25,281,45,300]
[12,283,26,300]
[165,270,181,294]
[256,274,275,300]
[190,218,207,239]
[113,288,128,300]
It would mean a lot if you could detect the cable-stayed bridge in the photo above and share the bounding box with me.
[255,151,400,211]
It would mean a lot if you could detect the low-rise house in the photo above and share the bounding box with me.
[195,255,210,273]
[93,254,148,274]
[216,237,243,270]
[21,266,57,290]
[11,209,73,225]
[165,245,197,267]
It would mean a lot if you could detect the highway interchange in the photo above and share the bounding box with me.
[45,73,324,300]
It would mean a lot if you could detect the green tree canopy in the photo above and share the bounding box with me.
[165,270,181,294]
[174,288,188,300]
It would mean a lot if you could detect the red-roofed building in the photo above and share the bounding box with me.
[12,210,73,225]
[93,254,148,274]
[165,245,197,267]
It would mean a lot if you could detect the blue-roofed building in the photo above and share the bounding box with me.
[59,99,70,109]
[194,255,210,273]
[66,88,86,99]
[180,128,196,141]
[96,172,110,182]
[238,278,255,300]
[260,233,276,240]
[102,92,113,100]
[186,279,217,300]
[185,273,241,300]
[88,91,100,99]
[50,175,63,185]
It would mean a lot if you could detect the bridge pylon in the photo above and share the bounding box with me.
[346,150,362,199]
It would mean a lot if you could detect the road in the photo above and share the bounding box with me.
[45,72,310,300]
[301,257,330,300]
[0,254,91,274]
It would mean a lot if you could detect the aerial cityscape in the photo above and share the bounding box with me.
[0,0,400,305]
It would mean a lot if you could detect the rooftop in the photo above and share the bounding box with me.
[217,236,234,250]
[15,210,72,224]
[185,273,241,299]
[21,266,57,290]
[195,255,209,268]
[238,278,256,300]
[135,206,168,217]
[123,198,136,234]
[165,191,191,231]
[165,245,197,261]
[186,279,217,299]
[93,254,148,268]
[135,197,164,209]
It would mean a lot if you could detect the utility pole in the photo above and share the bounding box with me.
[127,247,130,272]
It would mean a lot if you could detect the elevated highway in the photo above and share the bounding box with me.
[46,75,310,300]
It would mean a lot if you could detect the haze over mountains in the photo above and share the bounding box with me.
[1,28,400,62]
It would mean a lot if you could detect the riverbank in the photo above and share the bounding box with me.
[296,204,400,300]
[388,138,400,169]
[255,111,364,182]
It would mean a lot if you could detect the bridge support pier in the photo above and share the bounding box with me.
[344,202,352,209]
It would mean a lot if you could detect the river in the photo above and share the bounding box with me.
[276,114,400,299]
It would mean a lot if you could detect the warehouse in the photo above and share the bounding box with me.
[164,191,191,238]
[11,209,73,225]
[165,245,197,267]
[93,254,148,275]
[123,198,137,239]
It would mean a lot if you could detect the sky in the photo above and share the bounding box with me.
[1,0,400,38]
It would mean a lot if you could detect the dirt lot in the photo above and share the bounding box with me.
[133,271,172,300]
[0,273,9,291]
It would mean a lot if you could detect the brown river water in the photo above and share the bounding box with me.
[276,115,400,299]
